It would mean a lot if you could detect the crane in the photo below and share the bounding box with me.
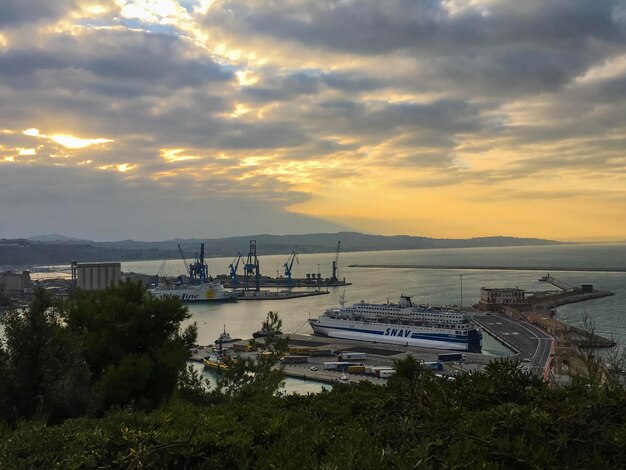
[228,252,243,286]
[177,244,189,279]
[283,251,299,285]
[331,240,341,283]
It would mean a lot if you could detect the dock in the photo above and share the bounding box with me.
[235,289,330,301]
[539,274,572,291]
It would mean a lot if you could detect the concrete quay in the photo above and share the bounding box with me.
[190,333,491,382]
[472,312,554,379]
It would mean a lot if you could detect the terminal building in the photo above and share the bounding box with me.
[71,262,121,291]
[478,287,527,311]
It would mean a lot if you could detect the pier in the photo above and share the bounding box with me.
[539,274,572,290]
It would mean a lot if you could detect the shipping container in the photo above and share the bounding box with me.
[280,355,309,364]
[289,346,312,355]
[379,369,396,379]
[347,365,366,374]
[422,361,444,371]
[339,352,366,361]
[309,348,333,357]
[323,361,342,370]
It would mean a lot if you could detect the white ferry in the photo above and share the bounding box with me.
[309,295,482,352]
[149,279,237,302]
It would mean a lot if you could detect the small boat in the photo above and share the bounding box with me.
[252,329,283,339]
[202,351,230,371]
[214,325,241,347]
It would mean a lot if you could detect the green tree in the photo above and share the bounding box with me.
[0,287,91,424]
[66,280,197,410]
[216,311,288,400]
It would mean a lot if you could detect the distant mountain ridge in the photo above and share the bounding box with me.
[2,232,566,268]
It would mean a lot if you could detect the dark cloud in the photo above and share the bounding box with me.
[204,0,626,96]
[0,29,232,90]
[0,0,77,26]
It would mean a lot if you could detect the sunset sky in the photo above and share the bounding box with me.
[1,1,626,242]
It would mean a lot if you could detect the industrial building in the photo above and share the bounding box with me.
[71,261,121,291]
[0,270,32,302]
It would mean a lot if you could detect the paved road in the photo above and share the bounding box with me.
[475,313,554,377]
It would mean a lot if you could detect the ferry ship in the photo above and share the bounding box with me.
[149,243,238,303]
[309,295,482,352]
[149,279,237,302]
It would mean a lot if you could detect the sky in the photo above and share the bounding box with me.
[1,0,626,242]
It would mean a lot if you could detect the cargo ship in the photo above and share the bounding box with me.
[309,295,482,352]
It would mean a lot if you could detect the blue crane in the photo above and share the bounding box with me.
[228,252,243,286]
[283,251,299,285]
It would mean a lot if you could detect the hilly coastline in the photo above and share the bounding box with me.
[0,232,565,268]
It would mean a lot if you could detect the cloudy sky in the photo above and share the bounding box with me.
[1,0,626,241]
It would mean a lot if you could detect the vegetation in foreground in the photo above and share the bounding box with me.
[0,284,625,469]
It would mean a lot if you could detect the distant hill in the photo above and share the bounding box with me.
[1,233,566,268]
[27,234,88,243]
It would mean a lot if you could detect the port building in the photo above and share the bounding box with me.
[478,287,526,311]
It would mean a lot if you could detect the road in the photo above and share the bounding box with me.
[474,313,554,377]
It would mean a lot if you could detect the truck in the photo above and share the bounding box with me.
[281,355,309,365]
[437,353,466,362]
[378,369,396,379]
[289,346,312,355]
[338,352,366,361]
[422,361,444,371]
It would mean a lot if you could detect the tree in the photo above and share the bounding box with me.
[216,311,288,400]
[65,280,197,410]
[0,287,91,424]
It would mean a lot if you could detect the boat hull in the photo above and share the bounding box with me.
[149,283,237,302]
[309,320,481,352]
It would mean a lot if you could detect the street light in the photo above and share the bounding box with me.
[460,274,463,308]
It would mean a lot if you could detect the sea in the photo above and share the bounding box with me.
[123,243,626,392]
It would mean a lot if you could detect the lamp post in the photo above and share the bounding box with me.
[460,274,463,308]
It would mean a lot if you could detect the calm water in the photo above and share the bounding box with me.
[124,243,626,351]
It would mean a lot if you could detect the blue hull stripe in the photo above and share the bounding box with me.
[315,324,470,344]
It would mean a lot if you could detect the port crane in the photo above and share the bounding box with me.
[228,252,243,286]
[283,251,299,285]
[179,243,208,284]
[244,240,260,291]
[331,241,341,283]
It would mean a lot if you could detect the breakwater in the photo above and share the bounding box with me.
[349,264,626,273]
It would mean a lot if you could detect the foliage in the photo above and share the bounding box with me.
[0,287,91,424]
[1,363,625,469]
[217,311,288,401]
[0,281,196,425]
[65,280,197,411]
[0,290,11,307]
